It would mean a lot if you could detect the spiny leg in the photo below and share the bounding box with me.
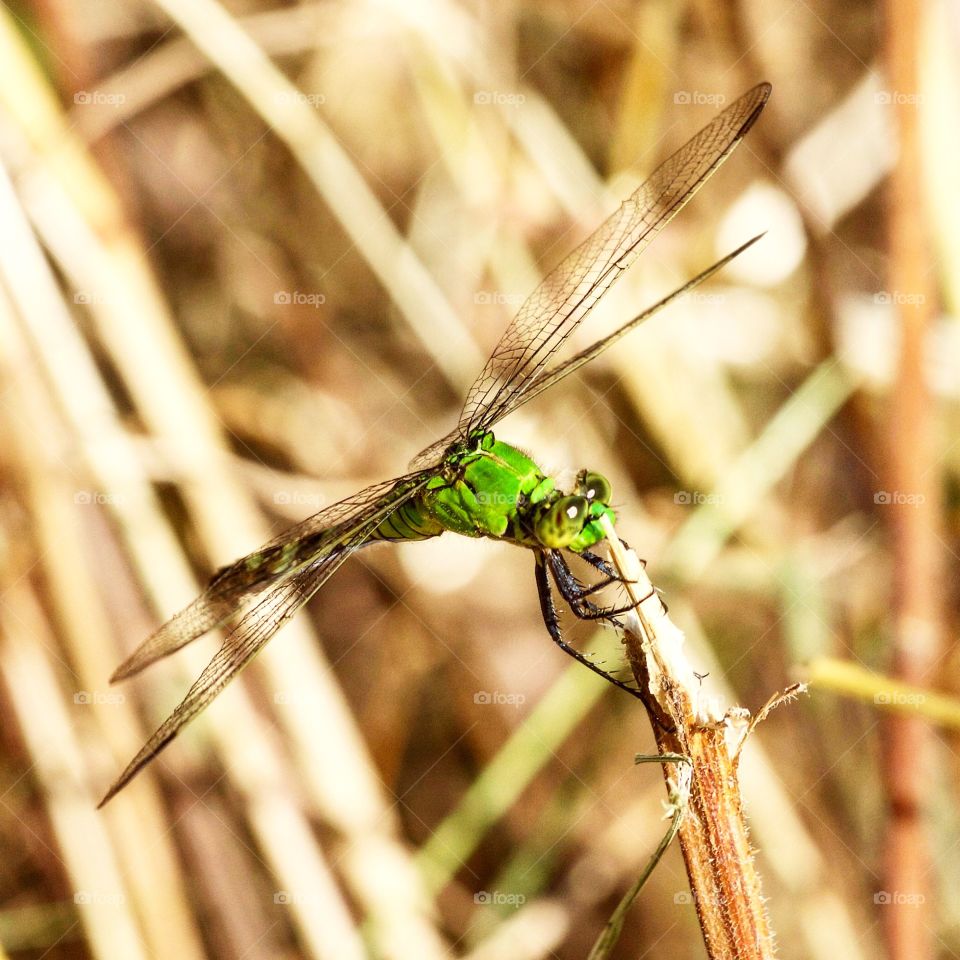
[548,551,637,620]
[536,553,676,733]
[561,546,666,616]
[549,551,617,610]
[562,553,622,600]
[601,540,671,614]
[571,541,643,594]
[533,552,645,701]
[580,537,651,584]
[576,548,621,581]
[580,540,666,611]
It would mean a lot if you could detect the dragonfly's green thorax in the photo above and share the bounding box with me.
[373,431,615,552]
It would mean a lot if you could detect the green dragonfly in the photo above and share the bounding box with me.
[100,83,770,806]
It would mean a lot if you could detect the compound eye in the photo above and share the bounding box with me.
[557,495,588,525]
[578,471,612,505]
[535,495,589,548]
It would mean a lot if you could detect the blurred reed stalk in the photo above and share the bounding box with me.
[599,517,776,960]
[0,5,448,957]
[882,1,941,958]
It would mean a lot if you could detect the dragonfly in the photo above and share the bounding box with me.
[100,83,770,806]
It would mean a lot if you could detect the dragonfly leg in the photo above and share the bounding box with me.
[549,551,637,619]
[579,539,646,579]
[534,553,675,733]
[576,549,620,580]
[563,548,671,614]
[561,544,655,608]
[562,537,654,608]
[561,570,621,602]
[533,552,645,701]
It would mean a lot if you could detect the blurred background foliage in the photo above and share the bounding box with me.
[0,0,956,958]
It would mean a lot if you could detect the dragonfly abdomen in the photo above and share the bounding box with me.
[369,499,445,543]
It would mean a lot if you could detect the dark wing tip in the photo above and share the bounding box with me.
[732,230,767,257]
[736,82,773,138]
[109,659,139,684]
[109,646,165,684]
[109,596,230,683]
[97,727,179,808]
[97,779,125,809]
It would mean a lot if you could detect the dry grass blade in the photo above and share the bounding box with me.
[0,144,371,960]
[0,8,446,957]
[151,0,483,389]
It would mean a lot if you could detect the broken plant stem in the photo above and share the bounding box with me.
[598,515,776,960]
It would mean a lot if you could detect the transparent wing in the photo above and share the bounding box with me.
[490,233,764,420]
[111,470,431,682]
[412,83,769,468]
[100,472,431,805]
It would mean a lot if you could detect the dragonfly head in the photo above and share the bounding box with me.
[533,471,615,551]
